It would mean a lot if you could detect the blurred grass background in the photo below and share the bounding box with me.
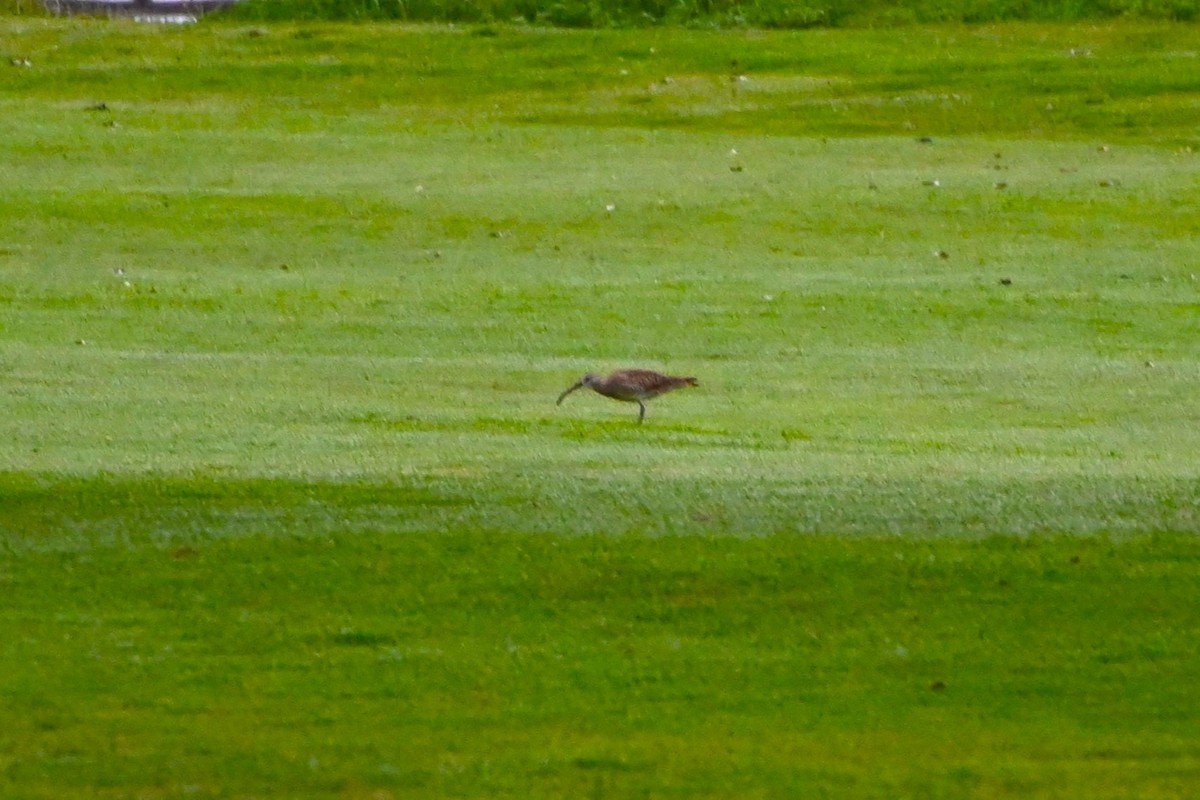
[1,16,1199,798]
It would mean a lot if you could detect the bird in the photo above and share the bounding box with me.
[556,369,698,423]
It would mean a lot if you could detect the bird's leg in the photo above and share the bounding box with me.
[637,401,646,423]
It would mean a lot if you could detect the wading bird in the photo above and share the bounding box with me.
[556,369,698,423]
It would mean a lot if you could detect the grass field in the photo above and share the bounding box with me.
[2,17,1200,798]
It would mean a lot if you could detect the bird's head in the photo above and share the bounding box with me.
[557,373,599,405]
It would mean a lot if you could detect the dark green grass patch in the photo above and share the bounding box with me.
[4,23,1199,143]
[3,497,1200,797]
[5,0,1198,24]
[218,0,1200,26]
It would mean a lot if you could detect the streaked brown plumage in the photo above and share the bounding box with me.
[556,369,698,423]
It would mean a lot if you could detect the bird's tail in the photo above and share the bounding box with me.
[684,377,699,387]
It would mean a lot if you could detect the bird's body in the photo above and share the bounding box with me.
[557,369,698,423]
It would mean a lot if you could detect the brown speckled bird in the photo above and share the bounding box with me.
[556,369,698,423]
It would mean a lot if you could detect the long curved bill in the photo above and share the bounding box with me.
[556,381,584,406]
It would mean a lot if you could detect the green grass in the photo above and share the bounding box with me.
[5,524,1200,798]
[2,17,1200,798]
[216,0,1200,26]
[6,0,1200,23]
